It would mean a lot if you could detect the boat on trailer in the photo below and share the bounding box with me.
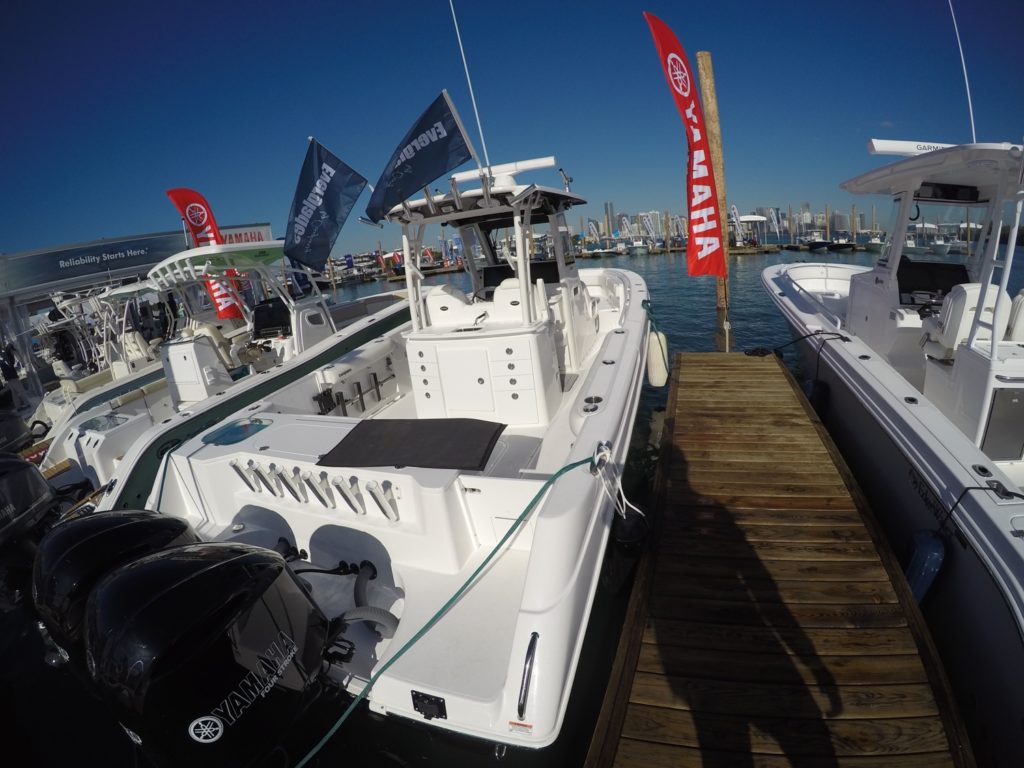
[31,156,658,766]
[762,141,1024,767]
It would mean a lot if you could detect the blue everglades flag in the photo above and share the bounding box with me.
[365,90,475,223]
[284,138,367,272]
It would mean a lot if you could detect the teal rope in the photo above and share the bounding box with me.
[294,454,595,767]
[641,298,670,373]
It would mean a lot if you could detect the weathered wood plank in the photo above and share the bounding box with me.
[644,619,922,656]
[628,672,939,719]
[636,644,928,686]
[657,555,891,583]
[613,738,955,768]
[652,574,898,605]
[622,704,953,755]
[648,597,908,628]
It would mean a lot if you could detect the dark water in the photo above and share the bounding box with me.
[4,247,1019,766]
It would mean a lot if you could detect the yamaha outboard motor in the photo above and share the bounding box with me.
[83,542,330,767]
[0,410,31,454]
[0,453,55,550]
[32,510,200,661]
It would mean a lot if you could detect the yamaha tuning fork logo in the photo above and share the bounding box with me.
[666,53,690,97]
[188,715,225,744]
[185,203,209,228]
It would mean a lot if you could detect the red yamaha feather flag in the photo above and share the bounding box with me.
[643,12,726,277]
[166,188,243,321]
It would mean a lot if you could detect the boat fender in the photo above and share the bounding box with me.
[905,529,944,603]
[646,330,669,387]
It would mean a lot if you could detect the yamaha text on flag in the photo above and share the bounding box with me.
[284,139,367,273]
[165,188,244,321]
[364,90,474,223]
[643,12,726,277]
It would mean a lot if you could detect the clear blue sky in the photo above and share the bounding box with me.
[3,0,1022,255]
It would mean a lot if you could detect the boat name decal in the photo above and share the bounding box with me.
[292,162,339,244]
[193,631,299,739]
[391,121,449,171]
[908,466,951,530]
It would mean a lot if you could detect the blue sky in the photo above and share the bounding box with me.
[3,0,1022,255]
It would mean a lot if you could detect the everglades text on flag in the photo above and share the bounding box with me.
[364,90,473,223]
[643,12,726,277]
[165,188,243,320]
[284,139,367,273]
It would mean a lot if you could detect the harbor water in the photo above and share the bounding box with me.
[4,246,1022,766]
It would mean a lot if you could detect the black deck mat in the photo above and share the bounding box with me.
[317,418,507,471]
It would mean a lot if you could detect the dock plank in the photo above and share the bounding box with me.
[584,352,973,768]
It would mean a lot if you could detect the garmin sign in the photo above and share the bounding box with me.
[0,224,272,298]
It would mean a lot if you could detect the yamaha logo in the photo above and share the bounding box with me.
[667,53,690,97]
[185,203,209,228]
[188,715,224,744]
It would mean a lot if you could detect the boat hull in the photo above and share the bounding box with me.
[764,263,1024,766]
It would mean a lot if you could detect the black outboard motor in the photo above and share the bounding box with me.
[0,410,32,454]
[0,453,56,568]
[32,510,200,660]
[84,542,330,767]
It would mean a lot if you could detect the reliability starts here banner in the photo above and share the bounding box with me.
[644,12,726,278]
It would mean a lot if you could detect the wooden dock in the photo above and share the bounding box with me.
[585,352,973,768]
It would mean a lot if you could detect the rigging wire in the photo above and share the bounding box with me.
[448,0,491,169]
[947,0,976,143]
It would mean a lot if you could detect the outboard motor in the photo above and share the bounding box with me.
[0,411,32,454]
[32,509,200,661]
[83,542,331,767]
[0,453,55,552]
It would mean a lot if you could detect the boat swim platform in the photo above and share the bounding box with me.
[585,352,974,768]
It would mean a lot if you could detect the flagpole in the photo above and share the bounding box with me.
[448,0,489,170]
[696,51,730,353]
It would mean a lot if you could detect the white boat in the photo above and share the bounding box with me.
[36,157,658,764]
[903,233,931,255]
[21,281,174,432]
[762,141,1024,767]
[930,233,952,256]
[39,242,400,490]
[864,234,885,252]
[801,229,830,252]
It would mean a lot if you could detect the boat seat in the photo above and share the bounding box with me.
[122,331,161,363]
[1005,290,1024,342]
[491,279,527,322]
[423,284,476,327]
[60,367,114,397]
[921,282,1011,360]
[192,322,235,370]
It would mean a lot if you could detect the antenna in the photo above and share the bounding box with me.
[448,0,491,169]
[947,0,976,142]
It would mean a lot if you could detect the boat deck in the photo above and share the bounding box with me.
[586,352,974,767]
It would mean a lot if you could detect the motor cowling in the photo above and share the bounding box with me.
[84,542,330,767]
[0,410,31,454]
[0,452,55,550]
[32,509,200,658]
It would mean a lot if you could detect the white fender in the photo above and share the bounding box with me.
[646,330,669,387]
